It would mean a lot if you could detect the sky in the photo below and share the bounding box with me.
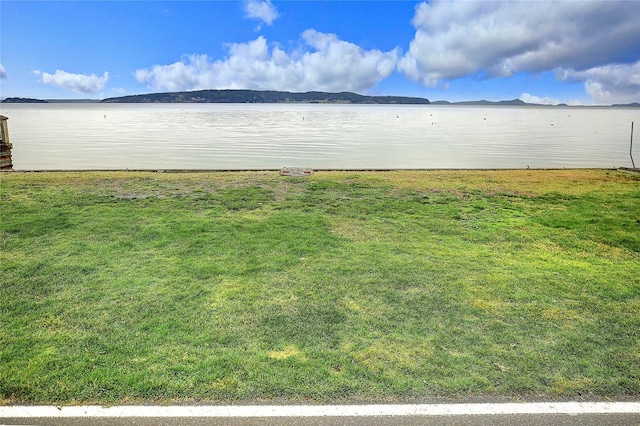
[1,0,639,105]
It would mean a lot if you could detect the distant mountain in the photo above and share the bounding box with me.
[1,97,48,103]
[611,102,640,108]
[101,89,431,104]
[435,99,640,107]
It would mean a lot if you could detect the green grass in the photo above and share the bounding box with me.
[1,169,639,403]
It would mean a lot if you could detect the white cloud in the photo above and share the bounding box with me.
[558,61,640,105]
[398,0,640,99]
[519,93,560,106]
[36,69,109,94]
[135,31,399,93]
[0,64,6,79]
[244,0,279,26]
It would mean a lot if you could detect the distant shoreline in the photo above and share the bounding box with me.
[1,90,638,107]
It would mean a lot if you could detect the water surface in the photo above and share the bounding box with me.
[2,103,637,170]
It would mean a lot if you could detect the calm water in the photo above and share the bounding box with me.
[2,103,638,170]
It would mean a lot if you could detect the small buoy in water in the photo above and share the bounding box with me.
[550,123,555,126]
[104,115,106,119]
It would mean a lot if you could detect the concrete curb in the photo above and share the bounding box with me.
[2,402,640,418]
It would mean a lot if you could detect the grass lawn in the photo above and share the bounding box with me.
[1,169,639,404]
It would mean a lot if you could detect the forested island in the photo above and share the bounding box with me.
[1,97,49,103]
[100,89,431,104]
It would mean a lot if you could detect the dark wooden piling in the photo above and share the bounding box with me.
[0,115,12,170]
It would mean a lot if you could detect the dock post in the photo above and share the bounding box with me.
[0,115,12,170]
[631,122,635,169]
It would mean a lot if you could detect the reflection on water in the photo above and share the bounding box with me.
[2,103,637,170]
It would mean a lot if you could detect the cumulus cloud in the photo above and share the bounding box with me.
[0,64,6,79]
[519,93,560,106]
[398,0,640,103]
[36,69,109,94]
[558,61,640,105]
[135,30,399,93]
[244,0,279,26]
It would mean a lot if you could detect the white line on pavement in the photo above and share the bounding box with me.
[1,402,640,418]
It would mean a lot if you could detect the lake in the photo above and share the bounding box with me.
[1,103,637,170]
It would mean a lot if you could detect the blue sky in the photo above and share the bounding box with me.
[1,1,639,105]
